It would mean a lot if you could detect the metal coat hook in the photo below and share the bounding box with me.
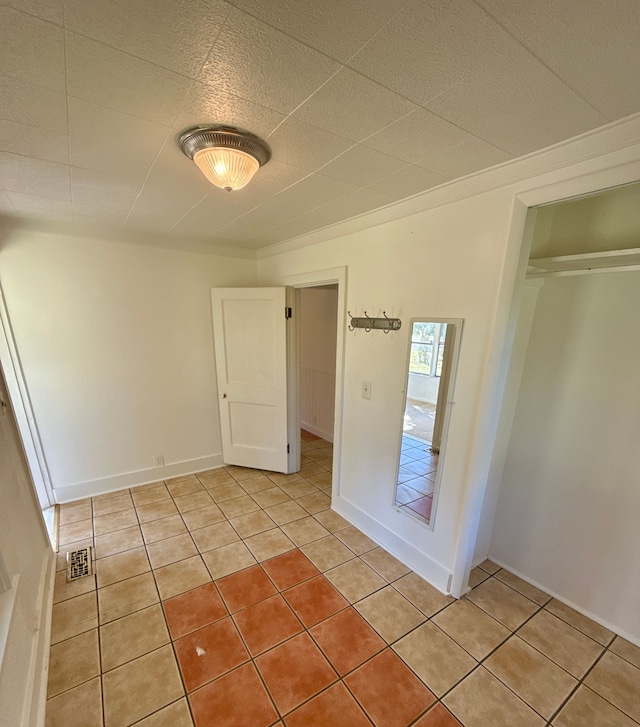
[347,311,402,333]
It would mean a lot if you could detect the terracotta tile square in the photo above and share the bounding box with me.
[98,571,159,624]
[283,574,349,627]
[44,677,103,727]
[265,500,309,525]
[413,703,464,727]
[433,599,510,660]
[394,622,476,697]
[334,526,377,555]
[309,606,385,675]
[584,651,640,722]
[133,698,193,726]
[345,648,435,727]
[202,541,256,579]
[325,558,386,603]
[610,636,640,669]
[313,509,350,533]
[394,572,454,616]
[443,666,545,727]
[251,486,291,508]
[174,490,213,513]
[140,515,187,545]
[234,594,303,656]
[191,521,239,553]
[485,636,577,720]
[361,547,411,582]
[256,632,337,714]
[131,484,171,507]
[466,578,538,630]
[356,585,425,642]
[102,644,184,727]
[553,685,637,727]
[189,662,278,727]
[47,629,100,697]
[96,547,150,588]
[51,592,98,644]
[297,491,331,514]
[93,508,138,537]
[154,555,211,600]
[175,617,249,692]
[262,549,320,591]
[136,500,179,524]
[95,525,143,558]
[181,505,226,531]
[244,528,295,562]
[216,564,277,613]
[545,599,614,645]
[281,516,330,546]
[100,604,169,671]
[518,610,604,678]
[147,533,198,569]
[230,510,276,538]
[163,582,228,639]
[285,681,371,727]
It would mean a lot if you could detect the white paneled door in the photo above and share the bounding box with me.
[211,287,292,473]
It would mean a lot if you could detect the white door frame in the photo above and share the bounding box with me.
[283,267,347,497]
[0,285,54,508]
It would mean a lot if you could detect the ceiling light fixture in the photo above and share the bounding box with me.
[179,125,271,192]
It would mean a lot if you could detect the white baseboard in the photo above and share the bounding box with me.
[53,454,225,503]
[333,495,452,595]
[23,549,56,727]
[488,556,640,647]
[300,421,334,443]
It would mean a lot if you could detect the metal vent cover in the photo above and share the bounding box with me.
[66,547,93,582]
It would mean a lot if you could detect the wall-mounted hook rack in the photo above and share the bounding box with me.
[348,311,402,333]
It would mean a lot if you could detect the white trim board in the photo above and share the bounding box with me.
[54,454,225,503]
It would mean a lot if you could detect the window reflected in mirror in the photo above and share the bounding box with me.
[395,319,462,526]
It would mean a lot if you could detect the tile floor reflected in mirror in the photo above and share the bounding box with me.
[46,433,640,726]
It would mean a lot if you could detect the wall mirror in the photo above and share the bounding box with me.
[394,318,463,526]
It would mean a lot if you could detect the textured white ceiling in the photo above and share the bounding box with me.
[1,0,638,251]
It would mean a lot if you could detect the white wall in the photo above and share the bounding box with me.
[0,366,53,727]
[0,229,258,501]
[299,286,337,440]
[259,188,519,590]
[490,272,640,641]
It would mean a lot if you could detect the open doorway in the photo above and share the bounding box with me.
[296,285,338,491]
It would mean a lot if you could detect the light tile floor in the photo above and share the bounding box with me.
[47,434,640,727]
[396,434,438,523]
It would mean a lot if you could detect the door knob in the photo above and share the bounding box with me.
[220,393,227,399]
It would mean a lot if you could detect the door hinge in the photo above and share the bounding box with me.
[287,443,290,454]
[285,307,292,319]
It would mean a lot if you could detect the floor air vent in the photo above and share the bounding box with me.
[66,547,93,582]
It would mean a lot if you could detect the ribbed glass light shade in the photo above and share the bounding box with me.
[193,147,260,192]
